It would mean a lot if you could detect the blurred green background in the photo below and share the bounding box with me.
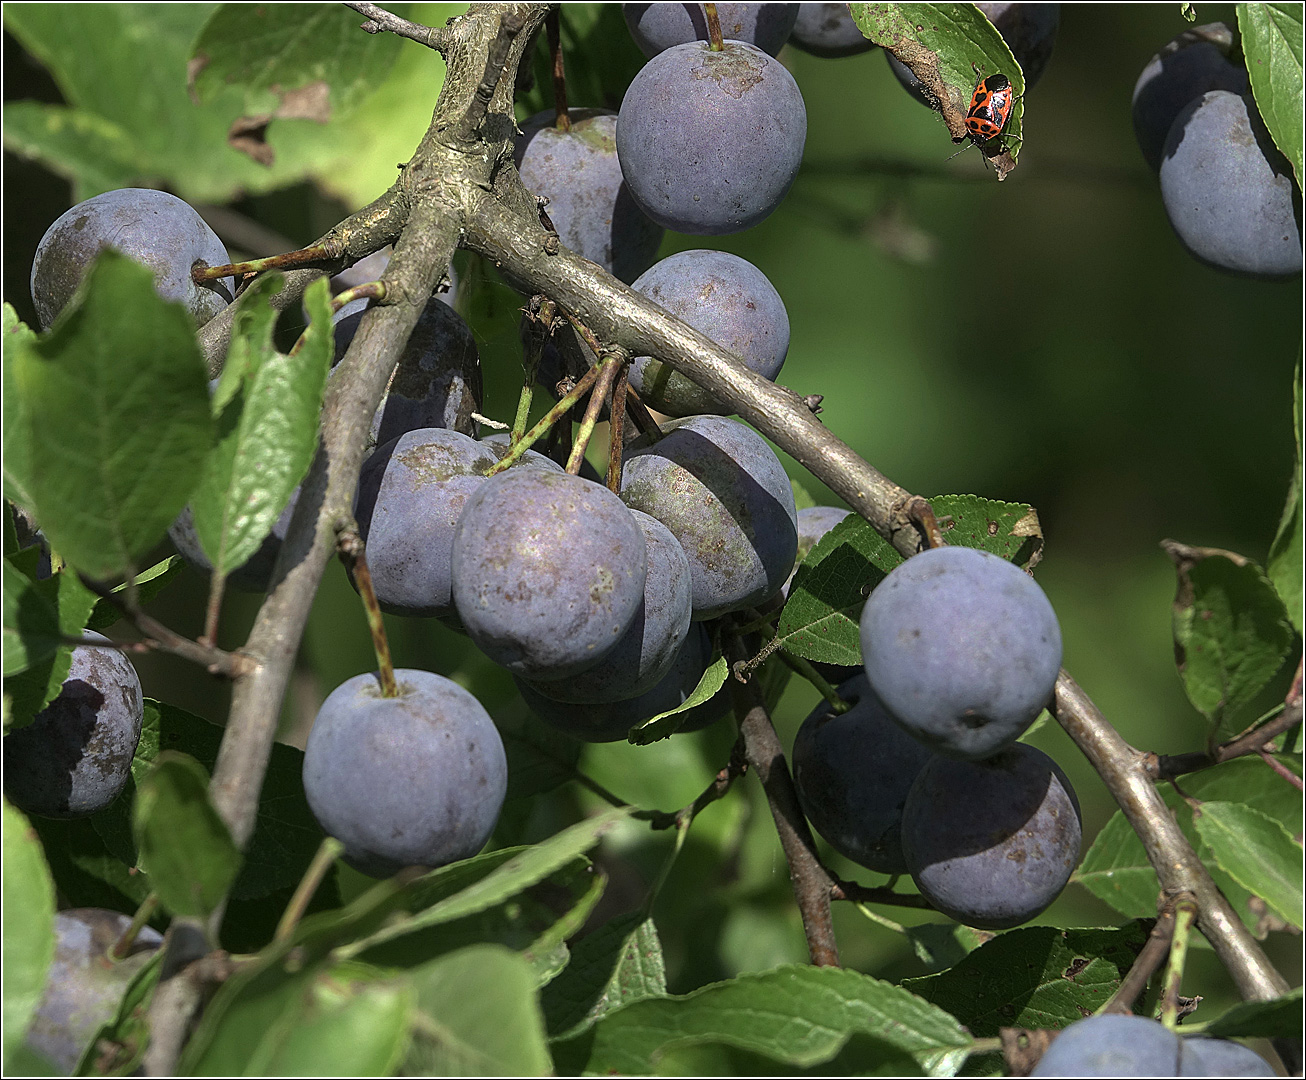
[4,1,1299,1027]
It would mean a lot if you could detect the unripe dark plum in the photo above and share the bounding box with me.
[1159,91,1302,279]
[616,41,806,235]
[902,744,1081,929]
[623,3,799,57]
[792,674,933,874]
[860,545,1061,760]
[620,415,798,620]
[517,624,727,742]
[452,468,648,680]
[31,188,232,329]
[1132,24,1249,173]
[1179,1036,1276,1076]
[354,429,555,618]
[302,669,507,878]
[628,250,789,416]
[332,298,483,447]
[522,510,692,704]
[1031,1014,1183,1076]
[24,909,163,1073]
[4,633,144,818]
[515,109,665,284]
[789,4,876,58]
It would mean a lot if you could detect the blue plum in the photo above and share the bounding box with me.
[3,633,144,818]
[31,188,232,329]
[616,41,806,235]
[1159,91,1301,279]
[1179,1036,1276,1076]
[859,545,1061,760]
[623,3,799,57]
[515,109,664,285]
[1031,1015,1183,1076]
[792,674,933,874]
[620,415,798,620]
[789,4,876,58]
[452,468,648,680]
[902,743,1081,929]
[302,669,507,878]
[628,250,789,416]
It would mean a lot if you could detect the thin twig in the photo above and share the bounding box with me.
[336,528,397,698]
[1099,909,1177,1016]
[829,878,931,909]
[726,636,840,967]
[345,1,451,49]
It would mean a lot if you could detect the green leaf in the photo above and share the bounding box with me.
[191,4,405,118]
[347,808,630,955]
[92,700,327,902]
[405,946,552,1076]
[776,495,1043,666]
[2,801,56,1075]
[495,703,583,800]
[4,564,99,732]
[75,948,165,1077]
[191,275,331,579]
[132,751,240,918]
[8,252,211,580]
[554,963,972,1076]
[1268,356,1302,632]
[3,558,61,677]
[628,654,729,744]
[1163,541,1294,743]
[85,555,185,632]
[1199,986,1304,1039]
[541,912,667,1038]
[1076,756,1302,931]
[3,304,37,510]
[1193,801,1303,928]
[904,924,1151,1035]
[1239,2,1304,186]
[849,3,1024,167]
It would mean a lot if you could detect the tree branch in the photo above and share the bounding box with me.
[345,1,451,49]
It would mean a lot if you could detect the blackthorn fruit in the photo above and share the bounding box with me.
[1031,1014,1183,1076]
[902,743,1081,929]
[788,4,876,58]
[792,674,933,874]
[1179,1036,1276,1076]
[620,415,798,620]
[628,249,789,416]
[302,669,507,878]
[616,41,806,235]
[860,545,1062,760]
[452,468,648,680]
[623,3,798,57]
[31,188,232,329]
[4,633,144,819]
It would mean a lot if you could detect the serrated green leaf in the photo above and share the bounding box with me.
[1193,801,1303,927]
[554,963,972,1076]
[9,252,211,580]
[346,808,630,956]
[1164,542,1295,743]
[1239,2,1304,186]
[191,4,405,118]
[904,922,988,973]
[629,655,729,744]
[191,275,331,579]
[1076,756,1303,932]
[904,924,1151,1035]
[405,946,552,1076]
[132,751,240,918]
[91,699,327,902]
[542,912,667,1038]
[849,3,1024,169]
[2,801,56,1074]
[85,556,185,632]
[1268,356,1302,632]
[1199,986,1304,1039]
[3,305,37,510]
[3,558,61,677]
[4,564,99,732]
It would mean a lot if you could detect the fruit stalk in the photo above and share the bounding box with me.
[546,7,570,131]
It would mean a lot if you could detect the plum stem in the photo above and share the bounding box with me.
[566,349,626,475]
[110,893,160,960]
[704,3,724,50]
[275,837,345,943]
[547,8,571,131]
[329,279,387,315]
[336,527,398,697]
[605,361,630,493]
[487,362,600,475]
[192,241,342,284]
[1098,896,1190,1016]
[514,297,555,442]
[1159,897,1200,1027]
[778,651,851,714]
